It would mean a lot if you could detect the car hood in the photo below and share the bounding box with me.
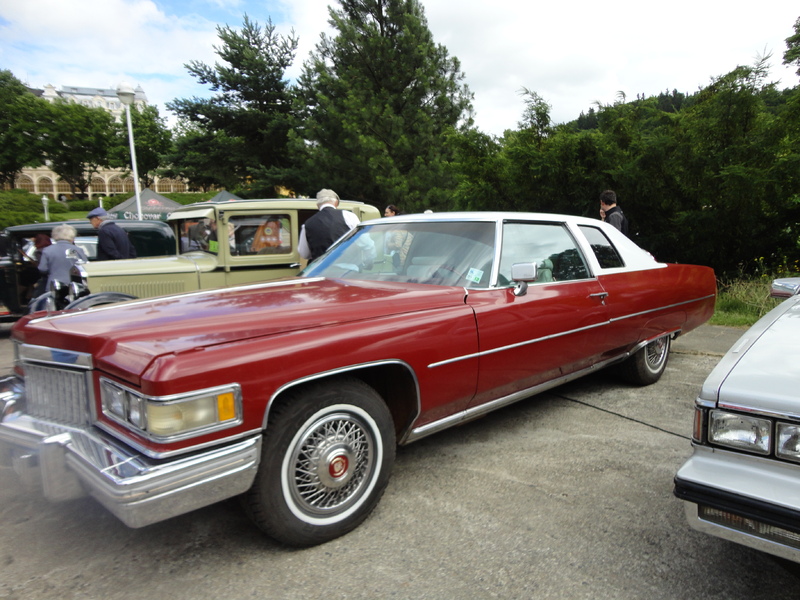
[17,277,469,378]
[708,297,800,414]
[82,252,219,276]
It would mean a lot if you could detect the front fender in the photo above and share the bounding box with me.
[75,253,220,299]
[65,292,138,311]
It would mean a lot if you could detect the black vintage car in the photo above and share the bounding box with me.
[0,220,175,322]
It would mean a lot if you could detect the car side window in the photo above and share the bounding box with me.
[578,226,625,269]
[229,214,292,256]
[498,222,590,284]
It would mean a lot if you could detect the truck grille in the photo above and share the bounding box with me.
[24,363,93,425]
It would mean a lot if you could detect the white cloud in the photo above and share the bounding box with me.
[0,0,219,115]
[1,0,797,136]
[423,0,799,133]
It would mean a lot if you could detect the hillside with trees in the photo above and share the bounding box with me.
[1,4,798,279]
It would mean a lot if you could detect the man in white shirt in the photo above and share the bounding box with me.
[298,189,360,261]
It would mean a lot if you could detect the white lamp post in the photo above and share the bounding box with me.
[41,195,49,221]
[116,82,142,220]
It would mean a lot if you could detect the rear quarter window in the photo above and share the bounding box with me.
[578,226,625,269]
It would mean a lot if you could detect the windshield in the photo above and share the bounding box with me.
[303,221,497,288]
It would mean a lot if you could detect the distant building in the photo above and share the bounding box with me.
[8,84,191,200]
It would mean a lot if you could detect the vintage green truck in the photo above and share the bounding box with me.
[9,198,381,314]
[66,198,382,308]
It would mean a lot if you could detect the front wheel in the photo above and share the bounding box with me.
[618,335,671,385]
[244,377,395,546]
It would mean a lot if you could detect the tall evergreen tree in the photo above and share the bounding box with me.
[784,16,800,77]
[167,15,298,195]
[296,0,473,210]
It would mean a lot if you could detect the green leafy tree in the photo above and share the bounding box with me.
[167,15,298,195]
[111,104,172,189]
[784,16,800,77]
[295,0,473,210]
[0,70,48,187]
[44,100,116,195]
[162,125,243,192]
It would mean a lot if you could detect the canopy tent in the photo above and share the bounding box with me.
[207,190,243,202]
[107,188,182,221]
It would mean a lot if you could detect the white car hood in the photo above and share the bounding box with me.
[709,297,800,415]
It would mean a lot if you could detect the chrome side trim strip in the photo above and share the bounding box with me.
[609,294,716,323]
[429,293,713,369]
[428,320,610,368]
[406,353,627,444]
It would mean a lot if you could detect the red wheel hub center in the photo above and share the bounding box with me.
[329,454,348,479]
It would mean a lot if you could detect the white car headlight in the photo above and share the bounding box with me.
[776,423,800,463]
[100,378,241,441]
[708,410,771,455]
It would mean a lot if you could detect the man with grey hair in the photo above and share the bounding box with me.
[87,207,137,260]
[36,224,88,295]
[298,189,360,261]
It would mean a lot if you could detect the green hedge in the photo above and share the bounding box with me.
[0,212,52,227]
[67,199,100,212]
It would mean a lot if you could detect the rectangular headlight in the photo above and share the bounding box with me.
[709,410,771,455]
[100,379,241,441]
[776,423,800,463]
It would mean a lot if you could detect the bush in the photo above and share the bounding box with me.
[161,192,220,205]
[67,199,101,212]
[0,190,46,212]
[0,212,49,227]
[710,277,784,327]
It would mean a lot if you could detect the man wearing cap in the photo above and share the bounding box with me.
[87,207,137,260]
[298,189,360,261]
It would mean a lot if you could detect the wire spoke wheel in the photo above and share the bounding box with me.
[288,411,375,517]
[618,334,671,385]
[644,336,669,372]
[244,377,395,547]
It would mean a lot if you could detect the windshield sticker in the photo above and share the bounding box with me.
[466,268,484,284]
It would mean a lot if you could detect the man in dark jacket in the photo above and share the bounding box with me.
[87,207,137,260]
[298,189,360,261]
[599,190,629,236]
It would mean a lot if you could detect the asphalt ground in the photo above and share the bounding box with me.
[2,323,799,600]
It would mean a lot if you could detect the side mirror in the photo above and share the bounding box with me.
[511,262,538,296]
[771,278,800,299]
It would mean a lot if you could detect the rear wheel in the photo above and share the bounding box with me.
[618,335,671,385]
[244,377,395,546]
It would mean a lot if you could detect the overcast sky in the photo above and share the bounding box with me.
[1,0,797,136]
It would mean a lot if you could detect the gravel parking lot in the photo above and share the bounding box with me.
[1,324,799,599]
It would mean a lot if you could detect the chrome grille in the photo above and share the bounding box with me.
[24,363,93,425]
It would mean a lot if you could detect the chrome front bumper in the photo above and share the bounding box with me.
[0,383,261,528]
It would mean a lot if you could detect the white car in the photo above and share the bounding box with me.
[674,277,800,562]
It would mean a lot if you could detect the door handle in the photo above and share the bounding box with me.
[589,292,609,304]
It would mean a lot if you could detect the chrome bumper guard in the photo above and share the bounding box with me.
[0,386,261,528]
